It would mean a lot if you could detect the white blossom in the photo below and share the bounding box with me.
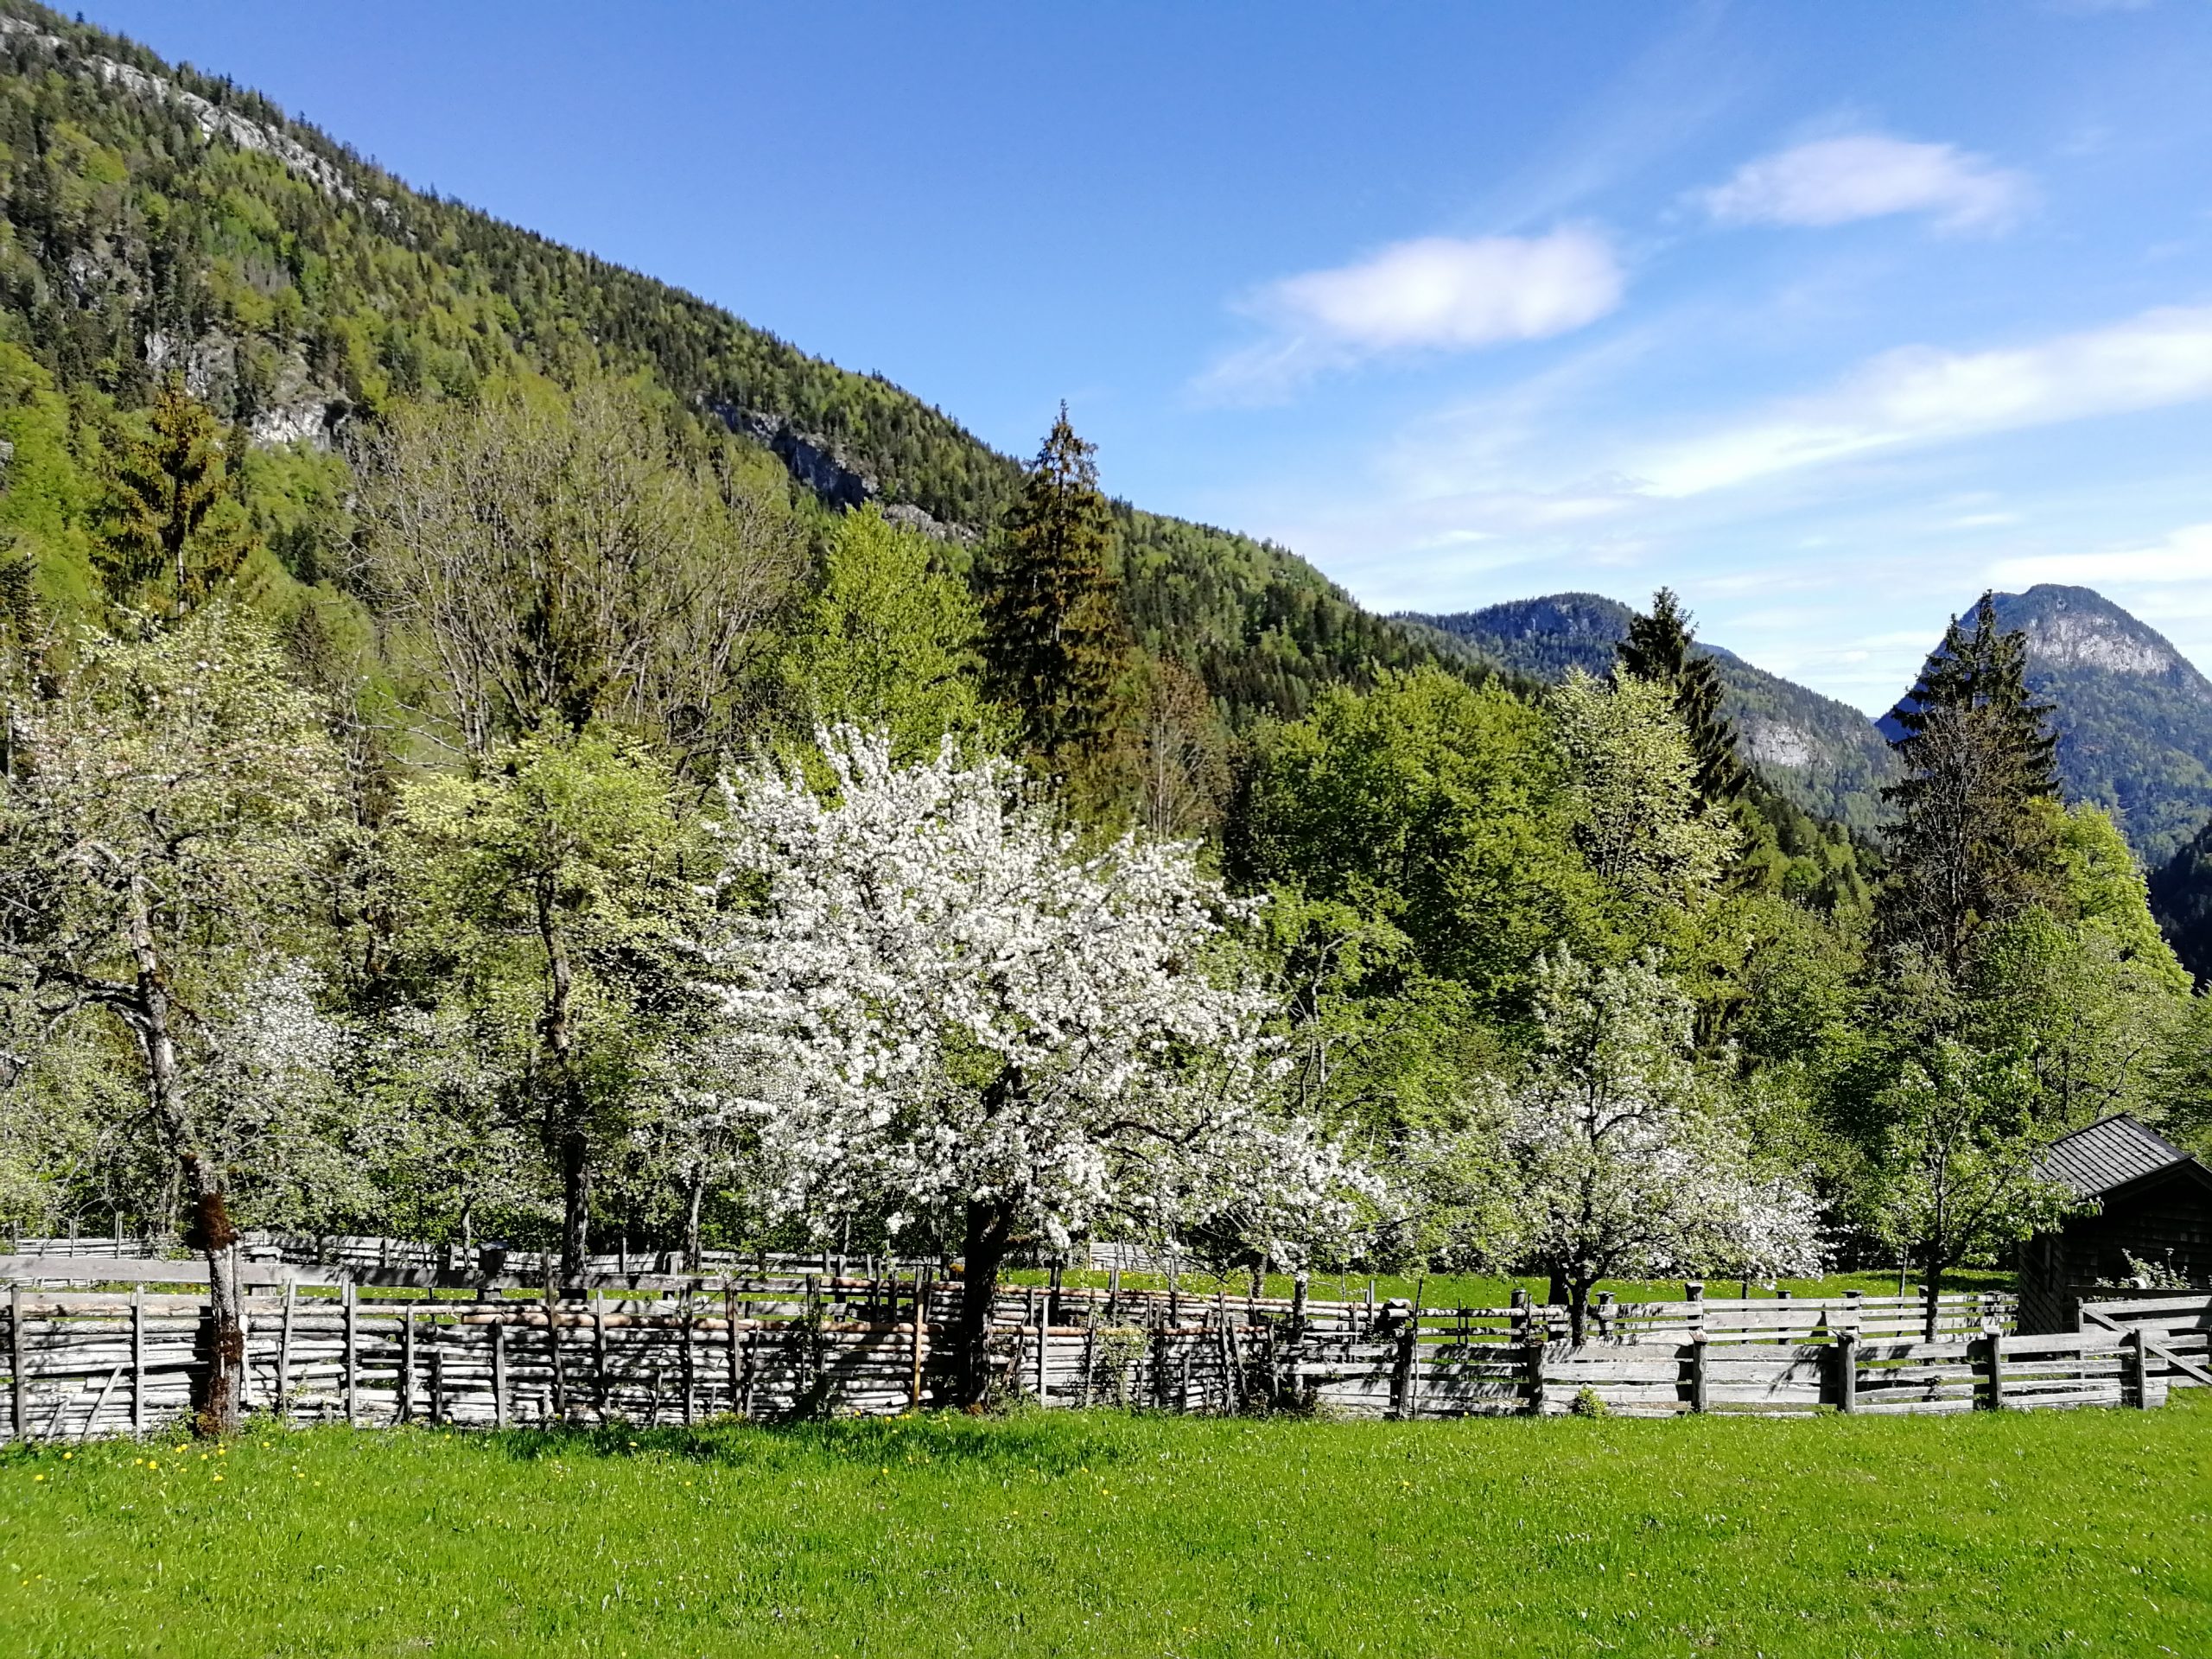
[697,728,1357,1259]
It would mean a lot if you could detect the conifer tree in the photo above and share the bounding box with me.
[980,406,1128,774]
[1878,592,2062,971]
[97,375,253,618]
[1616,588,1747,808]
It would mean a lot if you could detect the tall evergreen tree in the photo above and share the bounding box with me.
[1615,588,1747,809]
[97,375,253,618]
[1878,592,2062,971]
[979,406,1128,774]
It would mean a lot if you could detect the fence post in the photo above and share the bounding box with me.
[1048,1259,1064,1329]
[907,1271,925,1412]
[1391,1309,1419,1421]
[594,1302,609,1418]
[1835,1328,1858,1414]
[10,1283,24,1443]
[493,1319,509,1428]
[1596,1291,1615,1341]
[277,1282,295,1421]
[130,1284,146,1436]
[1690,1335,1709,1414]
[1922,1281,1939,1344]
[1106,1266,1121,1321]
[429,1332,445,1427]
[1081,1303,1098,1408]
[1981,1327,2005,1411]
[2128,1327,2152,1409]
[342,1281,357,1427]
[550,1309,566,1422]
[1525,1305,1547,1415]
[724,1282,741,1415]
[400,1306,416,1424]
[680,1287,696,1427]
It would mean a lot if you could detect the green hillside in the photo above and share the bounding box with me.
[1406,593,1900,832]
[0,1,1435,728]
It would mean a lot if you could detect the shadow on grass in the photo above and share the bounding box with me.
[476,1406,1156,1473]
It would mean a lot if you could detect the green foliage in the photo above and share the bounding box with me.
[1617,586,1747,808]
[1410,592,1903,831]
[95,373,254,614]
[2150,809,2212,987]
[781,505,995,758]
[1551,668,1738,918]
[1233,667,1605,1011]
[1879,593,2063,972]
[979,409,1128,779]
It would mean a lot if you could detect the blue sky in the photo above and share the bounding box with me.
[86,0,2212,712]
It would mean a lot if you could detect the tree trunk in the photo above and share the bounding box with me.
[1923,1252,1946,1341]
[559,1128,590,1291]
[1568,1276,1595,1348]
[536,877,590,1287]
[124,878,242,1436]
[1545,1266,1569,1315]
[184,1154,245,1436]
[682,1164,706,1274]
[956,1198,1014,1408]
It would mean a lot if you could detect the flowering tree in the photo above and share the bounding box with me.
[702,728,1353,1402]
[1497,950,1824,1343]
[0,606,340,1433]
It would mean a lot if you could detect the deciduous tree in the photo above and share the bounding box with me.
[702,728,1355,1402]
[0,605,340,1433]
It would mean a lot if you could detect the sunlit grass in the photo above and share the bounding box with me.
[2,1395,2202,1656]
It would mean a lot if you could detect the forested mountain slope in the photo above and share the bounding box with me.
[0,2,1435,727]
[1405,594,1900,831]
[1880,585,2212,866]
[2151,815,2212,986]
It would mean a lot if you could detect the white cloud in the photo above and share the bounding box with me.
[1698,133,2029,232]
[1633,304,2212,495]
[1988,522,2212,588]
[1194,228,1623,402]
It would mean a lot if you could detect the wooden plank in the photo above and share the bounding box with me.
[130,1285,145,1435]
[10,1283,22,1442]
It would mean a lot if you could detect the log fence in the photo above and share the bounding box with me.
[4,1251,2203,1443]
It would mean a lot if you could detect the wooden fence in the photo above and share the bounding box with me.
[4,1255,2203,1443]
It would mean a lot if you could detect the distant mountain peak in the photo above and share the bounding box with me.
[1999,585,2203,686]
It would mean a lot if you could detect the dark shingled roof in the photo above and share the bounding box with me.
[2039,1114,2191,1199]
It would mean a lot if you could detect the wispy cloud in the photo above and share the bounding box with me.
[1988,521,2212,588]
[1631,304,2212,495]
[1193,228,1624,403]
[1696,133,2030,233]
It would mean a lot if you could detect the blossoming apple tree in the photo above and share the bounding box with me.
[701,728,1356,1402]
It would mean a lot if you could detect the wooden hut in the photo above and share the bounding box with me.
[2018,1114,2212,1333]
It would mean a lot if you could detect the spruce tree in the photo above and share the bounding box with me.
[1878,592,2062,971]
[98,374,253,618]
[1615,588,1747,808]
[980,406,1128,774]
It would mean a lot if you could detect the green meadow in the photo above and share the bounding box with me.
[3,1399,2205,1657]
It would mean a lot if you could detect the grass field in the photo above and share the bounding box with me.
[3,1397,2205,1657]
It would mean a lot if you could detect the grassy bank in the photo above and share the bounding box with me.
[3,1400,2203,1657]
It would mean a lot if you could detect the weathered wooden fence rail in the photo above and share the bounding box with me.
[6,1256,2201,1443]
